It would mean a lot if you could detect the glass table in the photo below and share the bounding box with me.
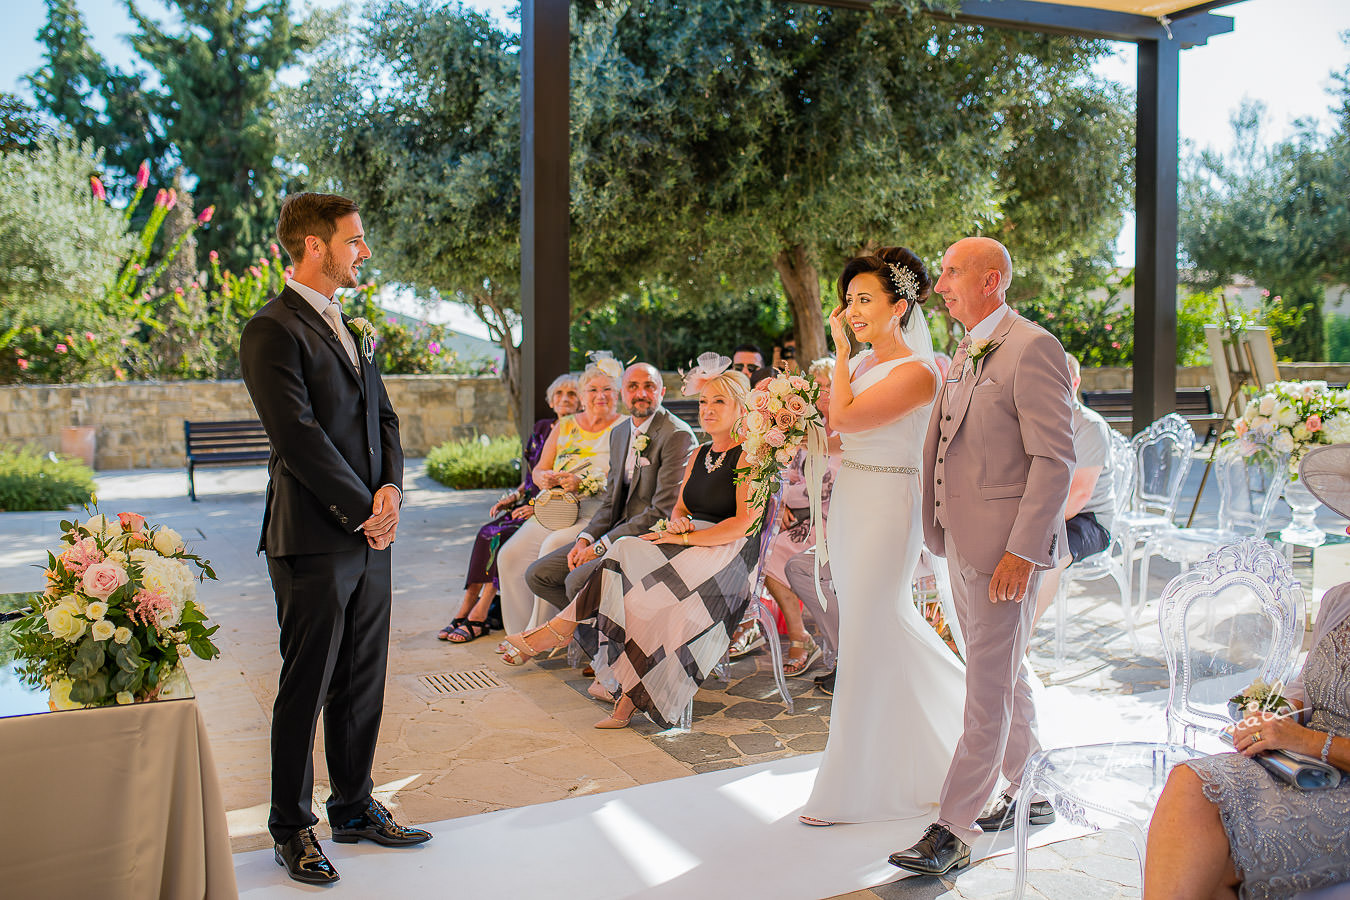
[1265,529,1350,637]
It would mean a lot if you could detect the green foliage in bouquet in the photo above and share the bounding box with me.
[0,446,96,512]
[426,436,520,490]
[8,511,220,707]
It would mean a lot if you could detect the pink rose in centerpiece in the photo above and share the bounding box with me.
[764,428,786,448]
[117,512,148,534]
[1307,414,1323,433]
[1234,419,1249,437]
[82,561,129,600]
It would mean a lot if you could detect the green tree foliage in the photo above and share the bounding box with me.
[0,93,48,151]
[1180,47,1350,362]
[28,0,307,268]
[0,137,133,354]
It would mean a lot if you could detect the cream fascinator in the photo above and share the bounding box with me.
[680,352,732,397]
[585,350,624,381]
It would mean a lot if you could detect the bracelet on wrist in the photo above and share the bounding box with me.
[1322,732,1334,764]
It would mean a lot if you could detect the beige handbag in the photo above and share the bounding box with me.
[532,488,580,530]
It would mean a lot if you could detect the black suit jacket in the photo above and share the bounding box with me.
[240,286,403,557]
[583,407,696,543]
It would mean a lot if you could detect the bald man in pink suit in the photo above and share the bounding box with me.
[891,237,1076,877]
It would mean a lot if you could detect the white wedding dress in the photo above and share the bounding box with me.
[798,350,967,824]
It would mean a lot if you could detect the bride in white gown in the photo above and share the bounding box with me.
[799,247,967,826]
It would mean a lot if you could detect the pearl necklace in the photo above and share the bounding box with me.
[704,445,731,473]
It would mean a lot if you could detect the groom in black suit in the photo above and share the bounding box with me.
[240,192,429,886]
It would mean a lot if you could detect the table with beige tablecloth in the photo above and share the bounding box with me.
[0,696,237,899]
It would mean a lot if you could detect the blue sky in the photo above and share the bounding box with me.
[3,0,1348,333]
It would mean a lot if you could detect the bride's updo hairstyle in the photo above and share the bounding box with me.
[835,246,932,329]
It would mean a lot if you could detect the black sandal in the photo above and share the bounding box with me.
[437,617,468,641]
[446,620,491,644]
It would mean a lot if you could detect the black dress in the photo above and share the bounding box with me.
[574,443,754,727]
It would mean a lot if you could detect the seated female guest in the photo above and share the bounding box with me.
[495,357,624,637]
[438,373,580,642]
[499,357,757,730]
[1143,443,1350,900]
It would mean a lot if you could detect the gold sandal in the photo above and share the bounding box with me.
[500,621,573,666]
[783,636,821,677]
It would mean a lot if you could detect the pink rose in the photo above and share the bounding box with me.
[788,376,808,391]
[753,392,772,411]
[775,447,794,465]
[764,428,786,448]
[1307,414,1322,433]
[774,410,797,431]
[785,394,809,415]
[1234,419,1249,437]
[82,562,129,600]
[117,512,147,533]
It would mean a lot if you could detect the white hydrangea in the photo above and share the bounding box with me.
[1324,413,1350,444]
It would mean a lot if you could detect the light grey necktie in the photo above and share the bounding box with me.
[323,301,358,366]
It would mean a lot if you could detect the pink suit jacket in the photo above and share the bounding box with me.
[922,309,1076,574]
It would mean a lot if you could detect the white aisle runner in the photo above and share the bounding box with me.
[234,686,1167,899]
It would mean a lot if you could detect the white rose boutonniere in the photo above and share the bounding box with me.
[348,317,377,363]
[963,338,1002,378]
[633,432,651,468]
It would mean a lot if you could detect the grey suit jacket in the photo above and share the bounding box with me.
[583,407,696,544]
[922,309,1075,573]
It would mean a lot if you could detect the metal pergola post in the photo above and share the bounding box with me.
[519,0,1237,429]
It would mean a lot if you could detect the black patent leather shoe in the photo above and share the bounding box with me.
[888,823,971,876]
[275,827,340,885]
[975,794,1056,833]
[814,669,835,696]
[331,799,432,847]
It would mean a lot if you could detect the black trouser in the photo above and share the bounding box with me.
[267,546,391,843]
[1065,512,1110,563]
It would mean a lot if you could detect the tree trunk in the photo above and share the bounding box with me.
[773,243,828,366]
[470,286,523,439]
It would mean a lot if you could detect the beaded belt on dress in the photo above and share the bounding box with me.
[841,459,919,475]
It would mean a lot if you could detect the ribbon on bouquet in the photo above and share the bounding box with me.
[801,420,831,611]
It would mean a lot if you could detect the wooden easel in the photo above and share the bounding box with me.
[1186,297,1261,526]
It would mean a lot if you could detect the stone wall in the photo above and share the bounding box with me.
[0,375,514,470]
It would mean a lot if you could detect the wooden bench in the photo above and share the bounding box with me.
[663,399,706,437]
[1081,388,1224,443]
[184,419,271,501]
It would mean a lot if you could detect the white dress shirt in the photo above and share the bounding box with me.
[287,278,359,366]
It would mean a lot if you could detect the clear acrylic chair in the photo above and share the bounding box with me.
[1117,413,1196,604]
[1054,428,1137,662]
[1012,538,1303,899]
[1136,443,1288,615]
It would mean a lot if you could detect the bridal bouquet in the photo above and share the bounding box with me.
[737,373,826,534]
[1232,381,1350,476]
[9,511,220,709]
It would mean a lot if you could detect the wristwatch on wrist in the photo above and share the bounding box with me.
[593,539,607,557]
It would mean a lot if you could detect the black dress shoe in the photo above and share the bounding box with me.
[888,823,971,876]
[331,799,432,847]
[275,827,340,885]
[974,795,1056,833]
[814,669,835,696]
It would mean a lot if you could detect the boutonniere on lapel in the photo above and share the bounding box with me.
[347,317,377,363]
[963,337,1001,379]
[633,432,651,468]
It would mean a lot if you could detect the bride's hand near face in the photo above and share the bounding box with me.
[828,306,850,356]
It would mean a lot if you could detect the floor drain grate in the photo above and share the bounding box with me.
[417,670,504,696]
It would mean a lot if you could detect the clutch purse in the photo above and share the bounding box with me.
[1221,730,1342,790]
[532,488,580,530]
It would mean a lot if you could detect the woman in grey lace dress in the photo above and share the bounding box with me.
[1144,444,1350,900]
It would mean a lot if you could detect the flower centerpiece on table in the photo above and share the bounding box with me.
[735,371,826,534]
[1231,381,1350,477]
[9,511,220,709]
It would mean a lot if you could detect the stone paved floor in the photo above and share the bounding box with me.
[0,456,1343,900]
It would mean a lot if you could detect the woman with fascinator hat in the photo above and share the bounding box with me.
[796,247,968,827]
[498,354,760,728]
[1144,443,1350,900]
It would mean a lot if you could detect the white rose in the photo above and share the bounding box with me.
[1274,404,1298,428]
[44,605,87,642]
[1242,399,1258,422]
[90,619,116,641]
[84,601,108,621]
[152,527,185,556]
[115,691,134,705]
[1323,413,1350,443]
[49,678,82,710]
[113,626,132,645]
[1273,432,1295,453]
[84,514,115,535]
[1258,395,1276,416]
[1292,423,1309,442]
[106,550,127,565]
